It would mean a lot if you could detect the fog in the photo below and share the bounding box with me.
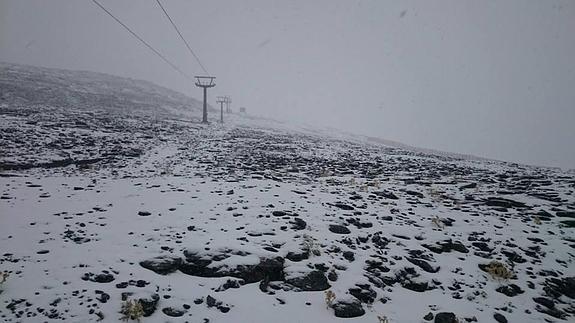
[1,0,574,169]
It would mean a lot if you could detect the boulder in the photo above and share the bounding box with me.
[286,270,330,291]
[140,256,182,275]
[332,299,365,318]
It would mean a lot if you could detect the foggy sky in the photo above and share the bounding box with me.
[1,0,574,169]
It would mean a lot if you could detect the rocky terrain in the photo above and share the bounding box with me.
[1,64,574,322]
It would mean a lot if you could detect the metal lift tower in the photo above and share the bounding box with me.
[216,96,226,123]
[225,96,232,113]
[194,76,216,123]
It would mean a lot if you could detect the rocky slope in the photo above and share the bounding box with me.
[0,65,574,322]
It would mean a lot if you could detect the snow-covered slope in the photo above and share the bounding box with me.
[0,65,574,323]
[0,62,212,119]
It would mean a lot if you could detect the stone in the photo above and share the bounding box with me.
[329,225,351,234]
[291,218,307,230]
[342,251,355,262]
[459,183,477,190]
[493,313,507,323]
[349,284,377,304]
[406,257,440,273]
[434,312,457,323]
[332,299,365,318]
[556,211,575,218]
[286,270,330,291]
[373,191,399,200]
[543,276,575,299]
[334,202,355,210]
[496,284,524,297]
[82,272,115,283]
[533,297,554,309]
[162,307,185,317]
[139,294,159,317]
[485,197,526,208]
[140,256,182,275]
[286,250,309,262]
[423,240,468,254]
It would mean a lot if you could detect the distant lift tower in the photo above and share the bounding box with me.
[225,96,232,113]
[216,96,226,123]
[194,76,216,123]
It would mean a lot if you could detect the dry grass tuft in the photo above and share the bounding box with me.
[120,299,144,322]
[378,315,390,323]
[324,290,336,308]
[486,261,514,280]
[0,271,9,285]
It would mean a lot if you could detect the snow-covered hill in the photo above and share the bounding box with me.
[0,62,212,119]
[0,65,574,323]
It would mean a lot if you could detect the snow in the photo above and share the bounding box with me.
[1,64,574,322]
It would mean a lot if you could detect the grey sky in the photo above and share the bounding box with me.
[1,0,574,169]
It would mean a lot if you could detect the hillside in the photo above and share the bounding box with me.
[0,65,574,323]
[0,62,212,119]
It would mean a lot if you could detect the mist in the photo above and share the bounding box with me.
[1,0,574,169]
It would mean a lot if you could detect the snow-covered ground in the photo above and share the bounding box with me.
[1,65,574,323]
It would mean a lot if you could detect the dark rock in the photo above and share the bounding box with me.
[216,279,243,292]
[218,305,230,313]
[286,270,330,291]
[140,256,182,275]
[342,251,355,262]
[493,313,507,323]
[373,191,399,200]
[332,299,365,318]
[328,270,338,282]
[272,210,287,217]
[423,240,468,254]
[405,190,424,198]
[434,312,457,323]
[162,307,185,317]
[286,250,310,262]
[501,249,527,264]
[116,282,129,289]
[372,234,390,249]
[333,203,354,210]
[291,218,307,231]
[329,225,351,234]
[424,312,434,321]
[180,251,284,284]
[533,297,554,309]
[402,280,432,292]
[533,295,567,319]
[406,257,440,273]
[556,211,575,218]
[82,272,115,283]
[138,211,151,216]
[485,197,526,208]
[241,257,285,284]
[471,242,493,253]
[459,183,477,190]
[543,276,575,299]
[349,284,377,304]
[496,284,524,297]
[139,294,159,317]
[206,295,222,308]
[96,292,110,303]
